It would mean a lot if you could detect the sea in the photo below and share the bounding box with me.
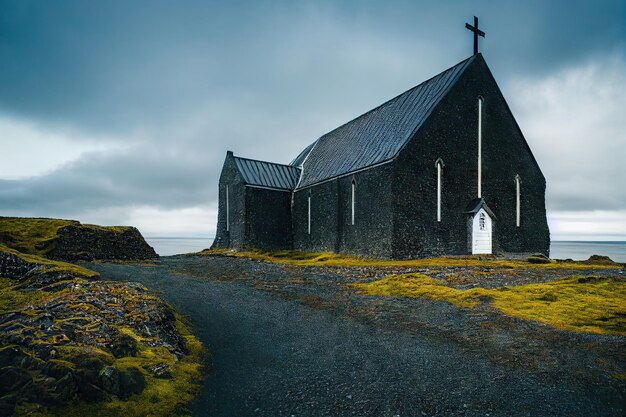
[144,237,626,262]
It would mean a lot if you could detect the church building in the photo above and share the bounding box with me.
[212,51,550,258]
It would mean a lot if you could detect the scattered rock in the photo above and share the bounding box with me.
[587,255,616,264]
[99,366,121,396]
[527,254,551,264]
[145,363,173,379]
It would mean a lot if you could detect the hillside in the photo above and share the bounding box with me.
[0,217,158,261]
[0,219,204,417]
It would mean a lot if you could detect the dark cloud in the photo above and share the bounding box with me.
[0,0,624,234]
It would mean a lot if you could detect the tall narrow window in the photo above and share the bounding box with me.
[435,159,444,222]
[225,185,230,232]
[350,180,356,225]
[477,96,483,198]
[479,212,486,230]
[307,194,311,235]
[515,175,521,227]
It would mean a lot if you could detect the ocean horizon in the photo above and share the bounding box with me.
[145,237,626,262]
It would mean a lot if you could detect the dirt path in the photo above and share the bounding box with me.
[89,256,625,417]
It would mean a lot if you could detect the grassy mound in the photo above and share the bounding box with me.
[0,217,132,257]
[0,218,76,256]
[352,273,626,335]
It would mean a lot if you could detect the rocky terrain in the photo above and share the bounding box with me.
[90,252,625,417]
[0,218,203,417]
[0,217,158,262]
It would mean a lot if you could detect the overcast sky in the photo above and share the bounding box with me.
[0,0,625,240]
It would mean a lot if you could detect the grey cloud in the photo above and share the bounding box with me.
[0,0,625,231]
[0,145,222,214]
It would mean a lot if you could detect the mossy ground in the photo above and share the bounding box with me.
[14,318,206,417]
[203,249,625,335]
[1,218,205,417]
[0,243,99,278]
[352,273,626,335]
[0,277,49,314]
[202,248,622,269]
[0,216,131,257]
[0,217,75,256]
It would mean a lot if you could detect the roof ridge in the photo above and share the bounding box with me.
[314,54,476,145]
[293,54,478,189]
[233,155,302,170]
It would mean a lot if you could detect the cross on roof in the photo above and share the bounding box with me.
[465,16,485,55]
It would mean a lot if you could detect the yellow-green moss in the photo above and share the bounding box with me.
[13,316,206,417]
[352,274,626,335]
[0,243,98,278]
[0,217,75,255]
[0,277,50,314]
[202,248,622,269]
[83,224,133,234]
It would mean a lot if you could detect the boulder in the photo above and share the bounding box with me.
[99,366,121,396]
[109,333,139,358]
[118,367,146,399]
[0,366,32,396]
[527,254,551,264]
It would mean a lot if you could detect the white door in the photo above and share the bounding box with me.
[472,208,492,254]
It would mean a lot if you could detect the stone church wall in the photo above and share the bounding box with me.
[335,165,394,258]
[292,164,394,258]
[292,180,339,252]
[245,187,293,250]
[212,152,247,249]
[392,55,549,257]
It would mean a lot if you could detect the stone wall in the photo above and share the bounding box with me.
[391,54,550,258]
[212,152,247,250]
[292,164,395,258]
[245,187,293,250]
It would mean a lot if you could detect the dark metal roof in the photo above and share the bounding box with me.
[234,156,301,190]
[295,55,476,188]
[464,198,497,219]
[290,141,315,167]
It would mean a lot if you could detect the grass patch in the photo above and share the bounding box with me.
[202,248,622,269]
[352,274,626,335]
[0,217,75,255]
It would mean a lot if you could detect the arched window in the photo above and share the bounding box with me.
[515,174,521,227]
[225,185,230,232]
[307,192,311,235]
[477,96,484,198]
[350,180,356,225]
[435,159,444,222]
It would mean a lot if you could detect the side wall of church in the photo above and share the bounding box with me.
[292,164,394,258]
[392,55,550,257]
[292,180,339,252]
[211,152,248,249]
[336,165,395,257]
[245,187,293,250]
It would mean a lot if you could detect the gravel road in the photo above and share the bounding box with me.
[88,255,625,417]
